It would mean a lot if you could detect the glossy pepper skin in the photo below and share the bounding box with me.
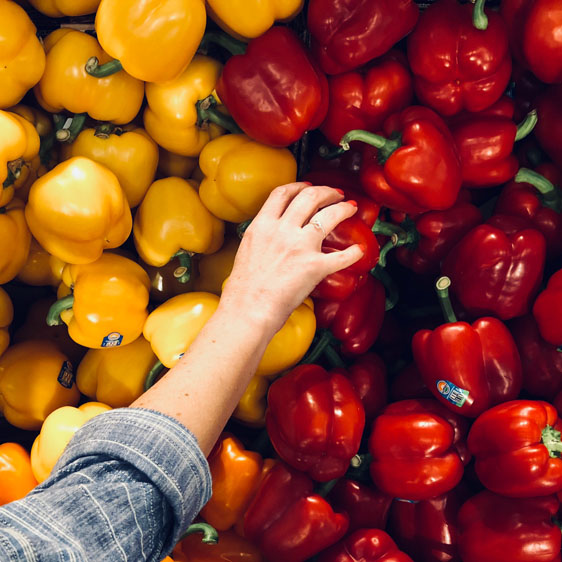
[52,253,151,349]
[194,237,239,295]
[441,221,546,320]
[134,178,224,269]
[266,364,365,481]
[308,0,419,75]
[318,529,414,562]
[320,52,413,146]
[407,0,511,116]
[198,134,297,223]
[28,0,99,16]
[535,86,562,168]
[354,106,462,215]
[368,399,469,501]
[30,402,111,483]
[144,55,226,158]
[0,198,31,284]
[0,443,38,506]
[0,1,45,109]
[468,400,562,497]
[36,29,144,125]
[25,157,132,265]
[458,491,562,562]
[243,462,349,562]
[395,200,483,275]
[314,275,386,355]
[60,125,159,208]
[76,336,157,408]
[95,0,206,84]
[0,287,13,358]
[533,269,562,347]
[232,375,270,427]
[0,340,80,430]
[312,216,380,302]
[216,27,328,147]
[208,0,303,40]
[16,238,65,288]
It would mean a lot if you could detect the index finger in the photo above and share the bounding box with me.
[253,182,312,221]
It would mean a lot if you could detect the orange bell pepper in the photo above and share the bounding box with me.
[0,287,13,358]
[0,197,31,284]
[0,442,38,506]
[27,0,100,17]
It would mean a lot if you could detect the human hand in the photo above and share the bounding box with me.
[220,182,364,336]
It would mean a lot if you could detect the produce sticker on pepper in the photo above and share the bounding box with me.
[436,380,469,408]
[101,332,123,348]
[57,361,75,389]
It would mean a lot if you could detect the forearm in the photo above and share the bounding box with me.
[132,300,275,455]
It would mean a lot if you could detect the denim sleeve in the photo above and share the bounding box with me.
[0,408,212,562]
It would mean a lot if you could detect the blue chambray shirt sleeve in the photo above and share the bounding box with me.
[0,408,212,562]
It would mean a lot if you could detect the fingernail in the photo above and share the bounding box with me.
[333,188,345,195]
[302,181,313,186]
[347,200,358,207]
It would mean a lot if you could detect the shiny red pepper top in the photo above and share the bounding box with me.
[533,269,562,347]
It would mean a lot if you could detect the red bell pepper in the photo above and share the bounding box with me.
[412,277,523,417]
[314,275,386,355]
[407,0,511,117]
[458,491,562,562]
[320,52,413,147]
[243,462,349,562]
[441,218,546,320]
[328,479,392,534]
[312,214,380,302]
[389,363,433,402]
[468,400,562,497]
[215,27,328,147]
[495,165,562,258]
[387,484,472,562]
[533,269,562,347]
[368,398,469,501]
[395,200,483,275]
[450,105,537,188]
[266,363,365,482]
[317,529,414,562]
[509,314,562,399]
[536,85,562,168]
[340,106,462,215]
[307,0,419,75]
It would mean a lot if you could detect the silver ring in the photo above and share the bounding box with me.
[310,218,327,238]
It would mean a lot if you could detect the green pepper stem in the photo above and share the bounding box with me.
[46,295,75,326]
[179,522,219,544]
[473,0,489,30]
[237,219,252,239]
[300,329,337,365]
[196,95,243,134]
[515,109,538,142]
[94,123,119,139]
[371,265,399,311]
[55,113,87,143]
[542,425,562,458]
[85,57,123,78]
[39,133,55,166]
[344,452,373,482]
[372,218,405,237]
[3,162,22,189]
[373,219,418,268]
[323,344,346,368]
[144,360,165,391]
[435,276,457,323]
[515,168,561,212]
[340,130,401,163]
[318,144,347,160]
[316,478,339,498]
[199,32,247,56]
[172,250,192,284]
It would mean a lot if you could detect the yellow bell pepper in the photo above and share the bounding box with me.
[76,336,157,408]
[25,157,132,264]
[194,236,239,295]
[232,375,270,427]
[28,0,100,17]
[140,256,198,304]
[199,134,297,223]
[0,442,38,506]
[0,287,13,358]
[9,103,53,139]
[0,197,31,284]
[16,237,65,287]
[255,298,316,377]
[157,148,197,180]
[133,177,224,281]
[48,252,151,349]
[0,1,46,109]
[207,0,304,41]
[93,0,206,84]
[144,55,227,157]
[0,340,80,430]
[35,29,144,125]
[1,109,40,206]
[30,401,111,483]
[60,125,159,208]
[13,297,87,365]
[144,292,220,368]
